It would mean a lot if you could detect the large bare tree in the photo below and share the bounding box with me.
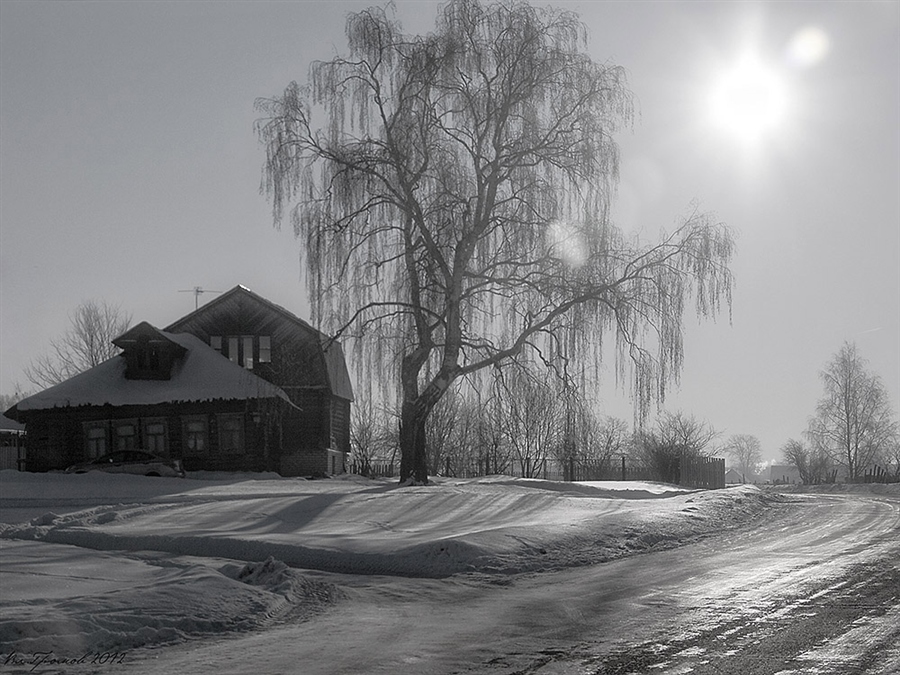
[722,434,762,482]
[258,0,734,483]
[25,300,132,388]
[807,342,898,480]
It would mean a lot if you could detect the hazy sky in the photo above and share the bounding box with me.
[1,1,898,461]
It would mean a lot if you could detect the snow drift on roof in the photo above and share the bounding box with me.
[14,331,294,412]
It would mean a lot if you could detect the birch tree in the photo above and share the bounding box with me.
[257,0,734,483]
[807,342,898,480]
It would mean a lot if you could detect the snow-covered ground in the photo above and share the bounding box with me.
[0,470,787,669]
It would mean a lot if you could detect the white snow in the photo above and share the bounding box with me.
[0,470,784,664]
[11,330,293,412]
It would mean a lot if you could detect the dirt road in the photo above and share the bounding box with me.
[120,489,899,675]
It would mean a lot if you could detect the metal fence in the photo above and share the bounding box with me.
[351,454,726,489]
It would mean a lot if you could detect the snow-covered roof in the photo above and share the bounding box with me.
[0,414,24,433]
[14,330,295,412]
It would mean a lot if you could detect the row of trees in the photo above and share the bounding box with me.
[781,342,899,483]
[350,365,742,483]
[351,369,630,479]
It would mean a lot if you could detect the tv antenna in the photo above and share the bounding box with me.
[179,286,223,310]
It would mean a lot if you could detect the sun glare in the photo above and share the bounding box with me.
[708,54,788,146]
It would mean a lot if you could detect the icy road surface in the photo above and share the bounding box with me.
[0,472,898,674]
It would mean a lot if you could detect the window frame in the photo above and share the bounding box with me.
[83,422,109,460]
[258,336,272,364]
[142,418,168,456]
[114,420,138,452]
[217,413,245,455]
[183,416,209,457]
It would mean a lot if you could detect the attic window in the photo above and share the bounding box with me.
[259,336,271,363]
[243,336,254,369]
[210,336,222,351]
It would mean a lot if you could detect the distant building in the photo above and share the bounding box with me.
[769,464,802,484]
[5,286,353,477]
[0,414,25,470]
[724,468,746,484]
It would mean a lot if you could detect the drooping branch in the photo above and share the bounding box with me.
[258,0,735,483]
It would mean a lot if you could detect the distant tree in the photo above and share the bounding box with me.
[0,390,30,415]
[350,397,397,476]
[723,434,762,483]
[554,388,596,469]
[807,342,898,481]
[497,367,561,478]
[25,300,132,388]
[470,376,511,476]
[882,439,900,480]
[258,0,735,483]
[425,386,467,475]
[637,412,718,484]
[593,416,631,463]
[781,438,831,485]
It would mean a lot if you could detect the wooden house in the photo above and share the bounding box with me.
[0,414,25,471]
[5,286,353,477]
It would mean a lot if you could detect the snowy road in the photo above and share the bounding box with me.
[2,476,898,675]
[115,490,899,675]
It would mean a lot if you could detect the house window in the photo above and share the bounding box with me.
[243,336,254,369]
[210,336,222,351]
[183,417,208,456]
[218,414,244,455]
[85,424,108,459]
[259,336,271,363]
[115,422,137,451]
[144,420,167,455]
[228,337,239,364]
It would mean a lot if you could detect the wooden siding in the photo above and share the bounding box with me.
[20,399,301,474]
[165,287,332,396]
[163,286,353,473]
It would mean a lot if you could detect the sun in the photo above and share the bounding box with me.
[708,54,788,146]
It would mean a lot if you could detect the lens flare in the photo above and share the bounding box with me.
[546,220,587,268]
[786,26,830,69]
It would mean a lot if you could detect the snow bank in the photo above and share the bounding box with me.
[0,472,782,578]
[0,541,341,656]
[770,482,900,497]
[0,471,786,655]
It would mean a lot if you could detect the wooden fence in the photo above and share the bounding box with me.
[861,464,899,484]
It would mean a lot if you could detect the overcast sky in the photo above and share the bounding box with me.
[1,1,897,461]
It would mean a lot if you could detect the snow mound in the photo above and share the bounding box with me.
[1,476,782,579]
[0,473,791,656]
[0,552,341,655]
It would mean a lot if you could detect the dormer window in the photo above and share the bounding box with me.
[113,322,186,380]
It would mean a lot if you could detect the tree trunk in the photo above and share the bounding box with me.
[399,399,429,484]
